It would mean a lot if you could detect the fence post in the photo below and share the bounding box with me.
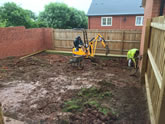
[121,31,125,55]
[140,19,151,84]
[0,103,4,124]
[53,29,56,49]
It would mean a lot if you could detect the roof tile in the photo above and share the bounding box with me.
[87,0,144,16]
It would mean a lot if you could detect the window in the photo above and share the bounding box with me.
[101,17,112,26]
[135,16,144,26]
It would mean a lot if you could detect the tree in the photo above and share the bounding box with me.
[25,10,37,20]
[39,3,88,29]
[0,2,37,28]
[0,16,7,27]
[39,3,71,29]
[68,8,88,29]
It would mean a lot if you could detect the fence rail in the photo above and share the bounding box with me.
[53,29,141,55]
[141,16,165,124]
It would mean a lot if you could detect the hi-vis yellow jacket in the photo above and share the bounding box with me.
[127,48,138,68]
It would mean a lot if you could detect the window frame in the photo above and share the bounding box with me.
[101,17,112,26]
[135,16,144,26]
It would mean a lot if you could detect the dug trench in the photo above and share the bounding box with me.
[0,53,149,124]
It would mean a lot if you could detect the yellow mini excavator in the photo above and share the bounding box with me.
[69,29,110,68]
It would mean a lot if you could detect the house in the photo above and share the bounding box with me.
[87,0,144,30]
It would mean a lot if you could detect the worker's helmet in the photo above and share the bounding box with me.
[76,35,81,40]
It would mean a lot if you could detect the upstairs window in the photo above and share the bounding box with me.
[135,16,144,26]
[101,17,112,26]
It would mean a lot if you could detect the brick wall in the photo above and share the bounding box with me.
[140,0,154,59]
[140,0,165,71]
[88,15,143,30]
[0,27,53,59]
[152,0,165,17]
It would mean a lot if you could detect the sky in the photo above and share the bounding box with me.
[0,0,92,15]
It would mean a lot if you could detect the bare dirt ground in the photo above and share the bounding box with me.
[0,53,149,124]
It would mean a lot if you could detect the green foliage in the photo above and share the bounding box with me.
[63,99,82,112]
[85,100,100,108]
[68,8,88,29]
[63,87,112,115]
[0,15,7,27]
[36,20,47,28]
[98,107,110,115]
[0,2,46,28]
[0,2,87,29]
[78,87,99,97]
[25,10,37,20]
[99,91,112,98]
[0,2,30,28]
[39,3,88,29]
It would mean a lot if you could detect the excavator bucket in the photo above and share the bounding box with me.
[100,37,110,56]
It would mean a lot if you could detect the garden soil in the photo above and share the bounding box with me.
[0,53,149,124]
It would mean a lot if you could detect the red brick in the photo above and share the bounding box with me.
[88,15,143,30]
[0,27,53,59]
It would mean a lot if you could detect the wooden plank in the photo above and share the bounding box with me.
[158,88,165,124]
[122,40,140,43]
[53,46,130,53]
[53,48,127,55]
[45,50,127,57]
[0,103,4,124]
[148,49,162,89]
[145,73,156,124]
[20,50,46,59]
[157,56,165,124]
[157,90,165,124]
[152,16,165,23]
[54,38,140,43]
[54,29,141,34]
[152,79,160,117]
[140,19,151,84]
[151,22,165,31]
[54,38,122,42]
[155,30,164,76]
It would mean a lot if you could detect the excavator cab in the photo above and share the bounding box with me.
[72,35,86,57]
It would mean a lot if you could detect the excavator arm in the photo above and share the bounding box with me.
[88,34,110,57]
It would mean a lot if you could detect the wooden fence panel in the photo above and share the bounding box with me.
[142,16,165,124]
[53,29,141,55]
[0,103,4,124]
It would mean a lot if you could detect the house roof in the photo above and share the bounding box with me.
[87,0,144,16]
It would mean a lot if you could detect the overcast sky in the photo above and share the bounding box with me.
[0,0,92,15]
